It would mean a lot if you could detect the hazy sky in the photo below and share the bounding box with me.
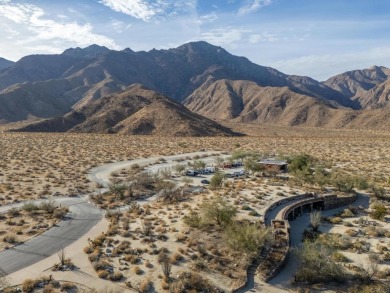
[0,0,389,80]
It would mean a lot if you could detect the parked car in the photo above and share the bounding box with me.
[233,170,246,177]
[201,179,209,184]
[186,170,199,176]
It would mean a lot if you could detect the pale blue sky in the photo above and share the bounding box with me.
[0,0,389,80]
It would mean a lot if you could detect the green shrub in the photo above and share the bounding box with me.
[332,251,349,262]
[22,202,39,212]
[183,212,203,228]
[209,171,224,190]
[39,200,57,213]
[224,222,270,257]
[370,202,387,220]
[200,197,237,227]
[294,240,346,283]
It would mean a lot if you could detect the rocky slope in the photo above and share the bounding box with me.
[14,84,239,136]
[0,57,14,71]
[324,66,390,108]
[0,41,356,123]
[185,79,390,130]
[2,42,390,131]
[184,79,340,127]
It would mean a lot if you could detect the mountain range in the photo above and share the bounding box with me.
[1,41,390,134]
[0,57,14,71]
[15,84,238,136]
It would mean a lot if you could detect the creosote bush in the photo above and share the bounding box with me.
[224,222,270,257]
[370,202,387,221]
[200,197,237,227]
[294,240,346,283]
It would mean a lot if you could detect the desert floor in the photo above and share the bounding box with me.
[1,123,390,292]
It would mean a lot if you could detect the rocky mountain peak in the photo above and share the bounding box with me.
[62,44,111,59]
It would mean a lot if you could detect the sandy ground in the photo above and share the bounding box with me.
[3,152,222,290]
[6,216,131,291]
[0,128,390,292]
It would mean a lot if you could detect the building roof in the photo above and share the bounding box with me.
[259,159,288,166]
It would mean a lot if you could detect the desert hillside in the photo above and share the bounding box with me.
[0,41,355,123]
[324,66,390,108]
[14,84,239,137]
[185,79,390,129]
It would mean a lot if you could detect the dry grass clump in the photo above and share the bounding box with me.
[12,276,84,293]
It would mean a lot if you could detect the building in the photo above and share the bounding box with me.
[259,159,288,173]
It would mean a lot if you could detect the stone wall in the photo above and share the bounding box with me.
[260,193,357,283]
[323,193,356,210]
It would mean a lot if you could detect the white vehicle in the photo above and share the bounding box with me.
[205,166,216,173]
[233,170,246,177]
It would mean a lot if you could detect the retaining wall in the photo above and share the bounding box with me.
[260,193,357,282]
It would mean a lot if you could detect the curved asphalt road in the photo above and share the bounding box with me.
[0,198,102,276]
[88,151,221,187]
[0,151,220,276]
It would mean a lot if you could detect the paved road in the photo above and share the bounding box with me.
[88,151,221,187]
[0,198,102,276]
[0,151,221,276]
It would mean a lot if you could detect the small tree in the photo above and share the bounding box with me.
[244,157,264,175]
[209,171,224,190]
[157,181,177,203]
[310,211,321,232]
[57,248,67,266]
[289,154,313,173]
[370,185,387,200]
[331,172,355,193]
[224,222,270,257]
[214,156,224,167]
[313,166,329,189]
[294,240,346,283]
[193,160,206,170]
[353,175,369,190]
[200,197,237,227]
[108,183,127,200]
[370,202,387,220]
[230,150,248,163]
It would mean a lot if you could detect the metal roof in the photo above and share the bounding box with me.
[259,159,288,166]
